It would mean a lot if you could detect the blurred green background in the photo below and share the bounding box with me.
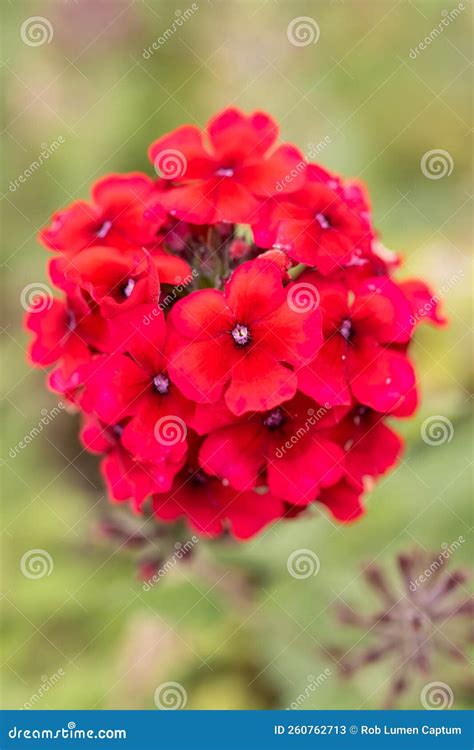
[1,0,472,710]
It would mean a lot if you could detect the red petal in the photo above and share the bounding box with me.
[298,338,352,407]
[225,258,286,321]
[25,298,67,366]
[267,436,344,504]
[169,289,233,339]
[317,479,365,523]
[252,291,322,363]
[341,416,404,488]
[148,125,215,180]
[167,334,234,404]
[400,279,448,328]
[226,490,284,540]
[199,423,265,490]
[207,108,278,160]
[350,342,416,412]
[226,349,297,415]
[153,252,192,286]
[39,201,99,254]
[353,277,414,344]
[239,144,306,196]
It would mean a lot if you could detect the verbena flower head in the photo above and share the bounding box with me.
[25,107,445,541]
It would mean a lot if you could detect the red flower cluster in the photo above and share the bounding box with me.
[25,108,445,541]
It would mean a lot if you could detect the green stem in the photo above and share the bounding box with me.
[288,263,308,281]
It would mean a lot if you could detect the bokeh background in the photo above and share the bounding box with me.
[1,0,472,710]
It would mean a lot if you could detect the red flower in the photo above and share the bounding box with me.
[148,108,306,224]
[40,173,164,255]
[327,405,403,491]
[152,435,284,539]
[80,310,193,460]
[24,290,108,397]
[197,393,345,505]
[400,279,447,328]
[66,247,159,317]
[269,167,369,274]
[80,415,185,510]
[317,479,365,523]
[297,274,417,413]
[24,106,443,543]
[167,258,323,415]
[60,246,191,318]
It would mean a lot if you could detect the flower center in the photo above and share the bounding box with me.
[263,408,284,430]
[190,468,209,487]
[353,406,368,426]
[315,212,331,229]
[340,318,352,341]
[121,278,135,298]
[66,309,77,331]
[110,424,123,439]
[216,166,235,177]
[153,373,170,395]
[231,323,251,346]
[96,219,113,239]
